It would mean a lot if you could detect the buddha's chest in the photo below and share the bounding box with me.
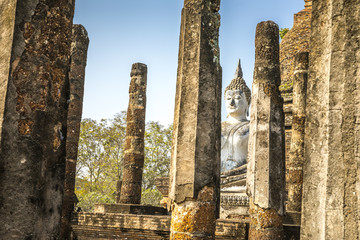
[221,125,249,151]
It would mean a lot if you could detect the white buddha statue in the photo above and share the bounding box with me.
[221,60,251,173]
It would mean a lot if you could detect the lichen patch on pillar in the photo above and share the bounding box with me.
[171,186,217,239]
[17,119,34,135]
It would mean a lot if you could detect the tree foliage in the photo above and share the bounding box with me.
[280,28,289,39]
[141,122,172,205]
[75,112,172,211]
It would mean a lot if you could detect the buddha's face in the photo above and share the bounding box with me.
[225,90,248,119]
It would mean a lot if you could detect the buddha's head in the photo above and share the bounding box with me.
[224,60,251,119]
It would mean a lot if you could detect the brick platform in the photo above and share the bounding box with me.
[72,213,248,240]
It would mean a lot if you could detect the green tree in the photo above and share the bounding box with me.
[76,112,127,211]
[75,113,172,210]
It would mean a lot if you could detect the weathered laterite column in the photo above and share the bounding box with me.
[60,24,89,240]
[247,21,285,240]
[286,52,308,214]
[0,0,75,239]
[119,63,147,204]
[168,0,222,239]
[301,0,360,239]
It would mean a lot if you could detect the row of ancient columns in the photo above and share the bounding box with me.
[168,0,287,239]
[170,0,360,239]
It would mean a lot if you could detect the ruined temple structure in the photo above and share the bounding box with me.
[73,0,360,239]
[280,0,312,97]
[2,0,360,239]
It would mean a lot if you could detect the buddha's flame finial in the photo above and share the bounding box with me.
[234,59,243,79]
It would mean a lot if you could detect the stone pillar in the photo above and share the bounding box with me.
[286,52,308,214]
[0,0,75,239]
[60,24,89,239]
[119,63,147,204]
[301,0,360,239]
[247,21,285,240]
[168,0,222,239]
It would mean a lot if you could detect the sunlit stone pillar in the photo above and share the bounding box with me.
[0,0,75,238]
[247,21,285,240]
[168,0,222,239]
[119,63,147,204]
[60,24,89,240]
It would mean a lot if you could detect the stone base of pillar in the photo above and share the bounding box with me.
[94,203,168,215]
[170,200,217,240]
[249,201,284,240]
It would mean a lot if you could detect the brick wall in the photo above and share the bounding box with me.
[280,3,312,97]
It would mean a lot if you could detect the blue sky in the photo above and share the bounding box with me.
[73,0,305,125]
